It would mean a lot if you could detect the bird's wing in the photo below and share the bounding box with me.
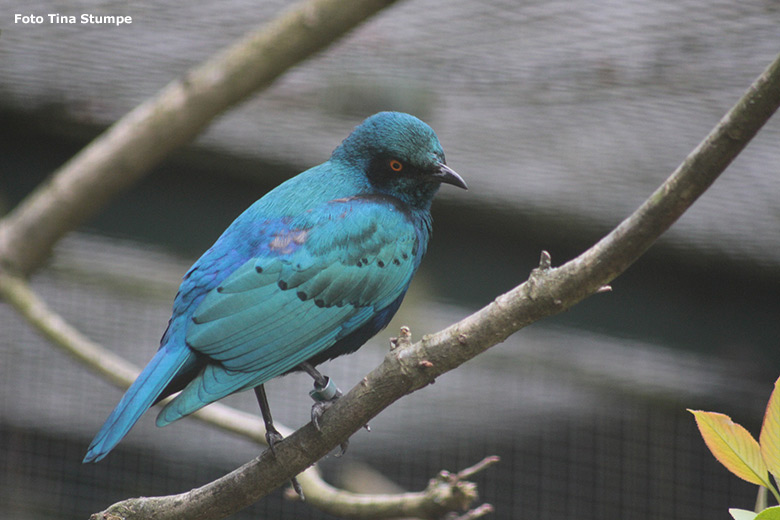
[157,196,419,423]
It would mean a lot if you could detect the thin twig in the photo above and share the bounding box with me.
[285,457,498,519]
[457,456,501,480]
[448,503,495,520]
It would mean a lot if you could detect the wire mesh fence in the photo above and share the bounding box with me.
[2,0,780,518]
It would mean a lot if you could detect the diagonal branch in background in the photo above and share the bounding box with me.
[0,0,401,277]
[77,52,780,519]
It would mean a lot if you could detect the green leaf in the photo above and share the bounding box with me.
[689,409,771,487]
[760,377,780,480]
[730,508,757,520]
[756,506,780,520]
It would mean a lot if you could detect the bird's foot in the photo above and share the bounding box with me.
[264,426,304,500]
[265,427,284,455]
[309,377,350,455]
[309,376,342,427]
[336,438,349,457]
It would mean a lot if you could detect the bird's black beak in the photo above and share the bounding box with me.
[434,163,468,190]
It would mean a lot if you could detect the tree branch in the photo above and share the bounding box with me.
[78,52,780,519]
[281,456,499,519]
[0,0,400,277]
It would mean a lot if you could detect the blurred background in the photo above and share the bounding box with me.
[2,0,780,518]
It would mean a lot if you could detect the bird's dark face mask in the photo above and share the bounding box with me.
[366,155,467,209]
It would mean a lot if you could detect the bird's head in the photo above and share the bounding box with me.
[332,112,467,209]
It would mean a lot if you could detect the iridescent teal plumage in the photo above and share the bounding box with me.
[84,112,466,462]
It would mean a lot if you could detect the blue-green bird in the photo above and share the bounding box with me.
[83,111,467,463]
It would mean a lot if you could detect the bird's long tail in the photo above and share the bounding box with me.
[83,345,193,463]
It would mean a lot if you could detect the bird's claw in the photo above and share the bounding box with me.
[335,439,349,457]
[309,376,342,430]
[264,425,304,500]
[291,476,304,501]
[310,399,334,431]
[310,397,353,456]
[265,428,284,455]
[261,419,303,500]
[310,392,352,456]
[307,373,351,455]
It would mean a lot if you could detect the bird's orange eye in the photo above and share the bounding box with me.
[389,159,404,172]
